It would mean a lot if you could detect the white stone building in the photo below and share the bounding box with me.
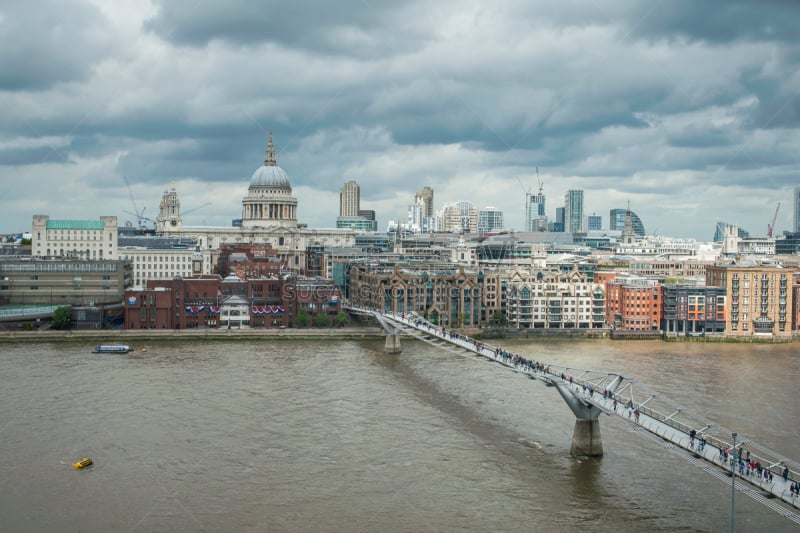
[32,215,119,260]
[156,133,355,270]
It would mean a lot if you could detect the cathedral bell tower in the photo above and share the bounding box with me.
[157,183,182,232]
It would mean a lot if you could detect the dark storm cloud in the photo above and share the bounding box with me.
[0,146,71,165]
[145,0,424,56]
[626,0,800,43]
[0,0,797,237]
[0,1,112,90]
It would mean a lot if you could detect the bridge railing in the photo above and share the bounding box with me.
[556,372,798,489]
[379,309,798,491]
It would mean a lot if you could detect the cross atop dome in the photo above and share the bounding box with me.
[264,132,277,166]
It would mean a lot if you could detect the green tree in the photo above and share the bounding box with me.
[20,238,32,246]
[314,313,331,328]
[294,308,310,328]
[456,312,467,327]
[22,322,33,331]
[489,310,508,327]
[334,311,349,328]
[51,306,72,330]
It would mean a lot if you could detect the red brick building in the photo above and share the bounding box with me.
[124,274,342,329]
[605,276,662,331]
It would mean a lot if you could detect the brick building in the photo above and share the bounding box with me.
[124,273,341,329]
[706,261,792,338]
[605,276,662,331]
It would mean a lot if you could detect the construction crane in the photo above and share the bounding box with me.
[121,175,152,229]
[536,167,543,194]
[182,202,212,217]
[767,202,781,238]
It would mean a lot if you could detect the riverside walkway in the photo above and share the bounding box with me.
[367,309,800,524]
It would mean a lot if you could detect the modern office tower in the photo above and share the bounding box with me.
[437,201,478,233]
[795,187,800,232]
[587,213,602,231]
[564,189,584,233]
[525,188,546,231]
[358,210,375,221]
[339,180,360,217]
[553,207,565,232]
[610,208,646,236]
[415,187,434,218]
[478,207,505,233]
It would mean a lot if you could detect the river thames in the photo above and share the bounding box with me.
[0,338,797,532]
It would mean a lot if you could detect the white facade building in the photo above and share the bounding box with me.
[118,237,213,287]
[32,215,118,260]
[339,180,360,217]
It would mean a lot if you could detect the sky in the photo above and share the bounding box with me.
[1,0,798,240]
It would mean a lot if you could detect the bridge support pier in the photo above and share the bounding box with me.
[553,382,604,457]
[384,333,402,353]
[571,419,603,457]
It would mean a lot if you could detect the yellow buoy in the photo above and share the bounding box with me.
[73,457,93,469]
[141,348,147,353]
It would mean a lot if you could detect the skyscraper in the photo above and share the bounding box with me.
[526,189,546,231]
[564,189,584,233]
[553,207,565,232]
[415,187,434,218]
[478,207,505,233]
[795,187,800,233]
[408,187,434,233]
[587,213,602,231]
[339,180,360,217]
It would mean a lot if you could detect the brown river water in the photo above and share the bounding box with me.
[0,338,797,532]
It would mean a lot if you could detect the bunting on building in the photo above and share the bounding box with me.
[250,306,285,315]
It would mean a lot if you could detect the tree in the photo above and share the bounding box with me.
[455,312,467,327]
[314,313,331,328]
[51,306,72,330]
[294,308,310,328]
[334,311,349,328]
[489,310,508,327]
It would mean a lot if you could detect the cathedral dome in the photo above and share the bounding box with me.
[250,165,291,189]
[249,132,292,190]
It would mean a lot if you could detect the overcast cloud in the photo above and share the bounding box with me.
[0,0,797,239]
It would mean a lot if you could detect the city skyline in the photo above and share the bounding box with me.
[0,1,797,239]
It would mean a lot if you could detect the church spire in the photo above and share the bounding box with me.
[264,132,277,166]
[622,200,635,244]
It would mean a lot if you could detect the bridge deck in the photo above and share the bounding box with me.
[369,309,800,522]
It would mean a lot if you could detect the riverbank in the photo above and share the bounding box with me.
[0,327,386,344]
[1,326,795,344]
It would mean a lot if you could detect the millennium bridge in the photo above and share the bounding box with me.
[348,306,800,525]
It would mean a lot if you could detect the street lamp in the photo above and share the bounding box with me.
[730,431,737,533]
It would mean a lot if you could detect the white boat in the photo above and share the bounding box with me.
[93,345,131,354]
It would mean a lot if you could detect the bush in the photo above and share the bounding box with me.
[51,306,72,330]
[334,311,349,328]
[294,309,310,328]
